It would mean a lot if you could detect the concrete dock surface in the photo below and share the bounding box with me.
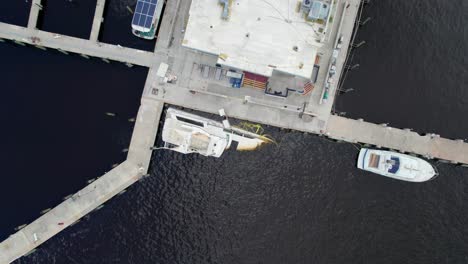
[326,115,468,164]
[306,0,360,124]
[127,98,165,170]
[0,22,155,67]
[0,161,138,264]
[27,0,41,29]
[1,0,468,262]
[90,0,106,42]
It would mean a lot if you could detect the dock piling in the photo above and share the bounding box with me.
[34,45,46,51]
[13,40,26,46]
[337,88,355,93]
[28,0,43,29]
[345,64,360,70]
[351,41,366,48]
[90,0,106,42]
[57,49,69,55]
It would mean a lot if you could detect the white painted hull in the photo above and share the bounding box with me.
[357,148,437,182]
[162,108,267,157]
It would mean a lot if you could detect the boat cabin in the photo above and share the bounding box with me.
[368,153,400,174]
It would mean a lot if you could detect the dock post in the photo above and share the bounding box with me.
[13,40,26,46]
[351,41,366,48]
[94,204,104,212]
[80,54,90,59]
[24,249,37,257]
[345,64,360,70]
[40,208,51,214]
[359,17,371,26]
[34,45,46,51]
[57,49,69,55]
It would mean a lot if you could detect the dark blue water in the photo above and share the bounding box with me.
[1,0,468,263]
[0,41,148,241]
[0,1,31,27]
[99,0,156,51]
[335,0,468,140]
[39,0,97,39]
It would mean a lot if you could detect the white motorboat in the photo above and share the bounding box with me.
[161,108,268,157]
[357,148,437,182]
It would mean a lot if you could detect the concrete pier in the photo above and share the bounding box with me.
[326,116,468,164]
[0,22,155,67]
[0,162,138,264]
[0,100,164,264]
[90,0,106,42]
[27,0,42,29]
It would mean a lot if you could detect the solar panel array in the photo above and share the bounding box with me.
[132,0,158,29]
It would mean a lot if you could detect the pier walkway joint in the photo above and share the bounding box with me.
[27,0,42,29]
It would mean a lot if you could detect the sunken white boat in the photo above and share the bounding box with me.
[357,148,437,182]
[162,108,267,157]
